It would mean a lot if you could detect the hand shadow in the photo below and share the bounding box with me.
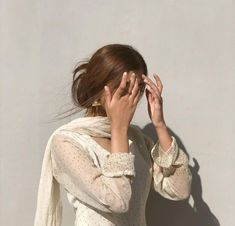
[139,123,220,226]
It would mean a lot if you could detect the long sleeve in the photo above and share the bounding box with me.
[143,133,192,201]
[50,133,136,214]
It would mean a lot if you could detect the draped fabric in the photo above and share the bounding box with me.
[33,116,115,226]
[34,115,192,226]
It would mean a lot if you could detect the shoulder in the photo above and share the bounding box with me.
[49,118,86,144]
[50,130,87,154]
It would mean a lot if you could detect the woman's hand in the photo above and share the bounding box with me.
[103,71,140,130]
[142,73,166,128]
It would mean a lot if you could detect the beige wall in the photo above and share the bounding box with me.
[1,0,234,226]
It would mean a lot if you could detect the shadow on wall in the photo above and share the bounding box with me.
[140,123,220,226]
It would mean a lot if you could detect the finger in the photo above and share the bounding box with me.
[133,89,141,105]
[144,80,161,98]
[129,76,139,101]
[142,74,161,98]
[113,72,128,98]
[104,85,111,105]
[142,74,159,93]
[145,87,153,103]
[128,72,136,94]
[153,73,163,93]
[146,84,162,103]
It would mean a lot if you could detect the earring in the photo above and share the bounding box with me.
[91,100,102,107]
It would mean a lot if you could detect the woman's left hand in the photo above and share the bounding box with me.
[142,73,166,128]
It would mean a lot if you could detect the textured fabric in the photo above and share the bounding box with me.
[33,115,192,226]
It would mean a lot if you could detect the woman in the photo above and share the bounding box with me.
[34,44,192,226]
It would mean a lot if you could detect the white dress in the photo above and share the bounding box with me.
[49,116,192,226]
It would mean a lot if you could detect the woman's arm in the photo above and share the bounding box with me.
[143,129,192,201]
[50,133,135,213]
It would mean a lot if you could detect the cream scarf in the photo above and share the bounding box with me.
[34,116,111,226]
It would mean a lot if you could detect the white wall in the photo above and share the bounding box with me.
[1,0,234,226]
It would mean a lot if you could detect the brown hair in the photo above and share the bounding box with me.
[51,43,148,121]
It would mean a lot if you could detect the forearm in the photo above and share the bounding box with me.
[154,122,173,152]
[111,125,129,153]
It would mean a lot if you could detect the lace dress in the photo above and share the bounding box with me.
[49,116,192,226]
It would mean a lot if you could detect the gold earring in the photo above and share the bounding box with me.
[92,100,102,107]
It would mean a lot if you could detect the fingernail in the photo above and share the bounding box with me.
[123,72,127,76]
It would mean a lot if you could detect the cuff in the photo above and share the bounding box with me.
[150,136,179,168]
[101,152,136,178]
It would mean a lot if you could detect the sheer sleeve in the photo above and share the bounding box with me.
[50,133,136,213]
[143,133,192,201]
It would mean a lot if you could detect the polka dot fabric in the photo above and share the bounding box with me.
[34,116,192,226]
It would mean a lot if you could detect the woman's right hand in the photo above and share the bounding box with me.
[103,71,141,130]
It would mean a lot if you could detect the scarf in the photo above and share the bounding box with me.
[33,115,112,226]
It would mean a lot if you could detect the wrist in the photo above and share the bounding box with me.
[111,126,129,153]
[111,124,129,133]
[154,121,167,130]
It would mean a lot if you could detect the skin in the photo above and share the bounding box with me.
[103,71,141,153]
[141,73,173,153]
[89,71,173,154]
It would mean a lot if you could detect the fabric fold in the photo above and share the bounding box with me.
[34,116,118,226]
